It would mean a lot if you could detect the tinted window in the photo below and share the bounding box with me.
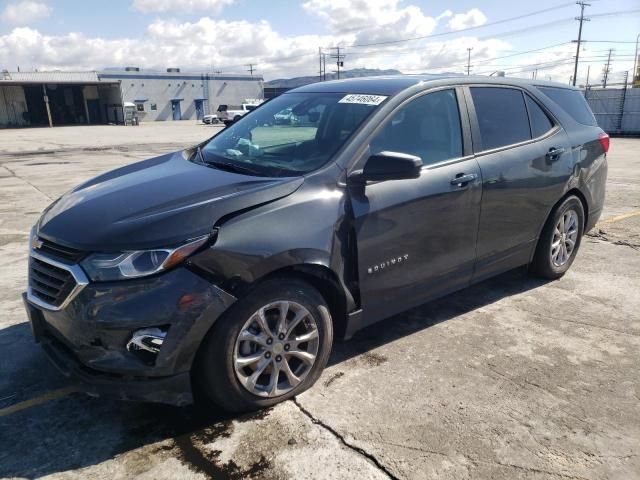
[471,87,531,150]
[525,94,554,138]
[370,89,463,166]
[537,86,597,126]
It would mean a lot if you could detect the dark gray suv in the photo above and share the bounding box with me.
[23,75,608,411]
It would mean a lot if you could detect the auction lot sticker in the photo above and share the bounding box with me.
[338,94,388,106]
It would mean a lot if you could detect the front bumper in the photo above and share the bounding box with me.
[23,266,236,405]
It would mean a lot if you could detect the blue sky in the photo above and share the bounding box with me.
[0,0,638,83]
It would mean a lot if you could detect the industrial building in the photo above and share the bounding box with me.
[0,68,263,128]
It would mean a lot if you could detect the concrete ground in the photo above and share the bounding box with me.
[0,123,638,480]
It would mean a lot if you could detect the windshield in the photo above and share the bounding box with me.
[199,92,385,177]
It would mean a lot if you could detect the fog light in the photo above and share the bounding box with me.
[126,327,167,354]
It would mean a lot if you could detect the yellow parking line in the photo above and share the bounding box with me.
[596,209,640,227]
[0,386,79,417]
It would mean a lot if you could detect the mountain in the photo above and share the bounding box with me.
[265,68,403,89]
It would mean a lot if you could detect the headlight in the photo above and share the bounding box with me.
[81,235,209,281]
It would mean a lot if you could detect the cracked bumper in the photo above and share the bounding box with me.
[23,267,236,405]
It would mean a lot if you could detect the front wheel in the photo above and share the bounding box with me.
[530,195,584,279]
[196,278,333,412]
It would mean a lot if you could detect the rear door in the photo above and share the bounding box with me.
[464,86,573,281]
[350,88,482,325]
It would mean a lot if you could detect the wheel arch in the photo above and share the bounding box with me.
[531,187,589,262]
[238,263,350,341]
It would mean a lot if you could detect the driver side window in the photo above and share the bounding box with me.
[370,89,463,166]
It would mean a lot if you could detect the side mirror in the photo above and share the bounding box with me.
[350,151,423,184]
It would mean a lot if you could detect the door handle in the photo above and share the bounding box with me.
[450,173,477,187]
[546,147,566,162]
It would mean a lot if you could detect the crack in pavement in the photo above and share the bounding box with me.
[0,142,193,161]
[1,164,54,201]
[586,231,640,251]
[292,398,400,480]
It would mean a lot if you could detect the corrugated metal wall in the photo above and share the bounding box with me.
[0,86,29,127]
[585,88,640,135]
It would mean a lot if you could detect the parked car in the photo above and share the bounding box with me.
[218,102,262,126]
[24,75,608,412]
[202,114,219,125]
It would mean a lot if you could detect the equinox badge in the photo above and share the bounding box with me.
[367,254,409,275]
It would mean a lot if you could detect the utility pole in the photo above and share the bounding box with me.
[42,83,52,128]
[572,1,590,87]
[246,64,256,77]
[585,65,590,88]
[318,48,327,81]
[466,47,473,75]
[602,48,613,88]
[330,46,345,79]
[633,33,639,84]
[323,53,326,81]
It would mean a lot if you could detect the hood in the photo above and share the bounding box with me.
[38,150,303,251]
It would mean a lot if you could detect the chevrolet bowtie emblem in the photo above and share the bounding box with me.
[31,236,43,250]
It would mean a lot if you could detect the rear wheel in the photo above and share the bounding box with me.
[530,195,584,279]
[196,278,333,412]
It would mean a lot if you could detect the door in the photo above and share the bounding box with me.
[351,88,482,325]
[195,100,204,120]
[171,100,182,120]
[86,99,100,124]
[465,86,573,281]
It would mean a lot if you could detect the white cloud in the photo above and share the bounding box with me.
[447,8,487,31]
[1,1,51,25]
[435,10,453,22]
[303,0,438,45]
[0,2,526,81]
[0,21,335,79]
[132,0,234,14]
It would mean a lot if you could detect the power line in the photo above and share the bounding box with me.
[589,9,640,18]
[344,2,577,48]
[337,6,639,51]
[581,40,638,43]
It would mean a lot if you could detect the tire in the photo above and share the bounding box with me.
[233,115,241,122]
[530,195,584,279]
[196,278,333,412]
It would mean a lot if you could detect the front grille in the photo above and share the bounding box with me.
[29,257,77,308]
[37,238,86,262]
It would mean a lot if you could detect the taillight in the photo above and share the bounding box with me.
[598,132,610,154]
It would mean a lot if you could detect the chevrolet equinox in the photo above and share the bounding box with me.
[23,76,608,411]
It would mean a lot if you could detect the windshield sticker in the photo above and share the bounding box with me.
[338,94,387,106]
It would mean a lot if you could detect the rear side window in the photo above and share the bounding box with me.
[537,87,597,126]
[525,94,554,138]
[470,87,530,150]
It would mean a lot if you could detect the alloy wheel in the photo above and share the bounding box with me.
[551,209,579,267]
[233,301,320,397]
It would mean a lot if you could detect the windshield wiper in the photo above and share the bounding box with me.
[195,146,264,176]
[204,158,264,176]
